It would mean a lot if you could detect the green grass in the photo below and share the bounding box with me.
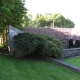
[63,56,80,67]
[0,54,80,80]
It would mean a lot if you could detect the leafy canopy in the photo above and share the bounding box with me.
[0,0,28,32]
[33,13,75,28]
[13,33,63,58]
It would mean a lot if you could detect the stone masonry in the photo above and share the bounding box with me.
[9,25,23,56]
[62,48,80,58]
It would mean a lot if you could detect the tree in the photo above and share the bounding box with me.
[52,13,75,28]
[33,13,75,28]
[64,18,75,28]
[26,13,33,27]
[0,0,28,32]
[0,0,29,48]
[44,13,53,20]
[34,13,52,27]
[43,13,53,27]
[21,14,30,27]
[36,13,42,19]
[52,13,65,27]
[34,13,44,27]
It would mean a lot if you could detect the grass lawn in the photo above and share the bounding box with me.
[0,54,80,80]
[63,56,80,67]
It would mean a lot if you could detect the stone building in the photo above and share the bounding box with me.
[3,25,80,57]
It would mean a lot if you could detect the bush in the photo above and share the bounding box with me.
[13,33,63,58]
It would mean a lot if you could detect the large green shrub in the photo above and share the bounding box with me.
[13,33,63,58]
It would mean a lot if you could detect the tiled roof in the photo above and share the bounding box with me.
[23,28,72,41]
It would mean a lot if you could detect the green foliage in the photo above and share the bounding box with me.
[64,56,80,67]
[64,18,75,28]
[33,13,75,28]
[53,13,75,28]
[13,33,63,58]
[53,13,65,27]
[34,13,52,27]
[0,0,29,32]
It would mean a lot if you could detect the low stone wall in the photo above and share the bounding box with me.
[42,56,80,74]
[62,48,80,58]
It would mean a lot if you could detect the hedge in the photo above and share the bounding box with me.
[13,33,63,58]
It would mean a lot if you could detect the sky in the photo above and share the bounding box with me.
[25,0,80,28]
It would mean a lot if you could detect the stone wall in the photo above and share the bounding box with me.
[62,48,80,58]
[42,56,80,74]
[9,25,23,56]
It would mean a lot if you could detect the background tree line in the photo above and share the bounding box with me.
[31,13,75,28]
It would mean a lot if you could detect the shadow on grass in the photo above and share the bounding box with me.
[19,54,44,61]
[0,53,44,61]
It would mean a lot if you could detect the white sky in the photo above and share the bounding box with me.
[25,0,80,28]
